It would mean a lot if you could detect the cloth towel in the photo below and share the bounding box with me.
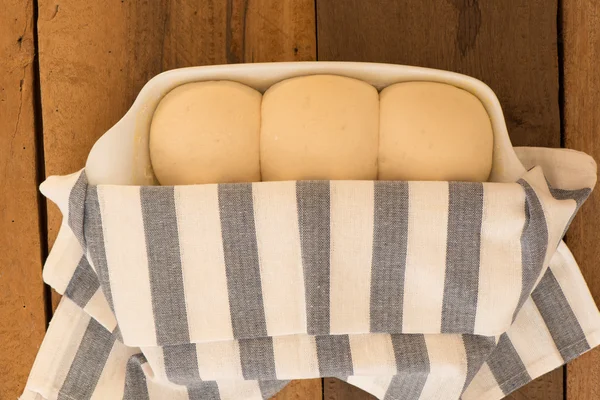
[21,147,600,400]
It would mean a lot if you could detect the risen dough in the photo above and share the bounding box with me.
[379,82,493,182]
[260,75,379,181]
[150,81,261,185]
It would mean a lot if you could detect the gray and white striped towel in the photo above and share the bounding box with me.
[22,147,600,400]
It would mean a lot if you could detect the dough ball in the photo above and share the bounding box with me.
[379,82,493,182]
[150,81,261,185]
[260,75,379,181]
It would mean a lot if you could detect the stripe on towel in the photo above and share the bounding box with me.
[532,268,590,362]
[316,334,354,378]
[513,180,548,320]
[85,186,116,314]
[296,181,331,335]
[58,319,116,400]
[442,182,484,333]
[218,183,268,339]
[370,181,409,333]
[163,343,201,385]
[461,335,497,393]
[386,334,430,399]
[186,382,221,400]
[68,171,88,246]
[238,337,278,380]
[123,353,150,400]
[64,256,100,308]
[486,334,531,395]
[141,186,190,345]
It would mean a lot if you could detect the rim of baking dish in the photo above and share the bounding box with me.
[85,61,526,186]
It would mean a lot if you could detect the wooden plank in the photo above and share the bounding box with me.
[317,1,563,399]
[505,368,564,400]
[272,379,323,399]
[324,379,375,400]
[563,1,600,399]
[0,0,46,398]
[161,0,316,69]
[317,0,560,148]
[37,0,319,398]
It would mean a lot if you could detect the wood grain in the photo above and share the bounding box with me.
[0,0,46,398]
[317,0,560,148]
[36,0,318,398]
[563,1,600,399]
[272,379,323,400]
[317,0,563,398]
[324,378,376,400]
[505,368,564,400]
[161,0,316,69]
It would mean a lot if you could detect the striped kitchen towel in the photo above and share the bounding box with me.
[22,147,600,400]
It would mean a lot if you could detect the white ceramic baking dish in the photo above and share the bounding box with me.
[85,61,526,186]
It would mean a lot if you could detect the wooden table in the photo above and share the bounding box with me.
[1,1,599,399]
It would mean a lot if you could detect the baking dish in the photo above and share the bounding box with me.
[84,61,526,186]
